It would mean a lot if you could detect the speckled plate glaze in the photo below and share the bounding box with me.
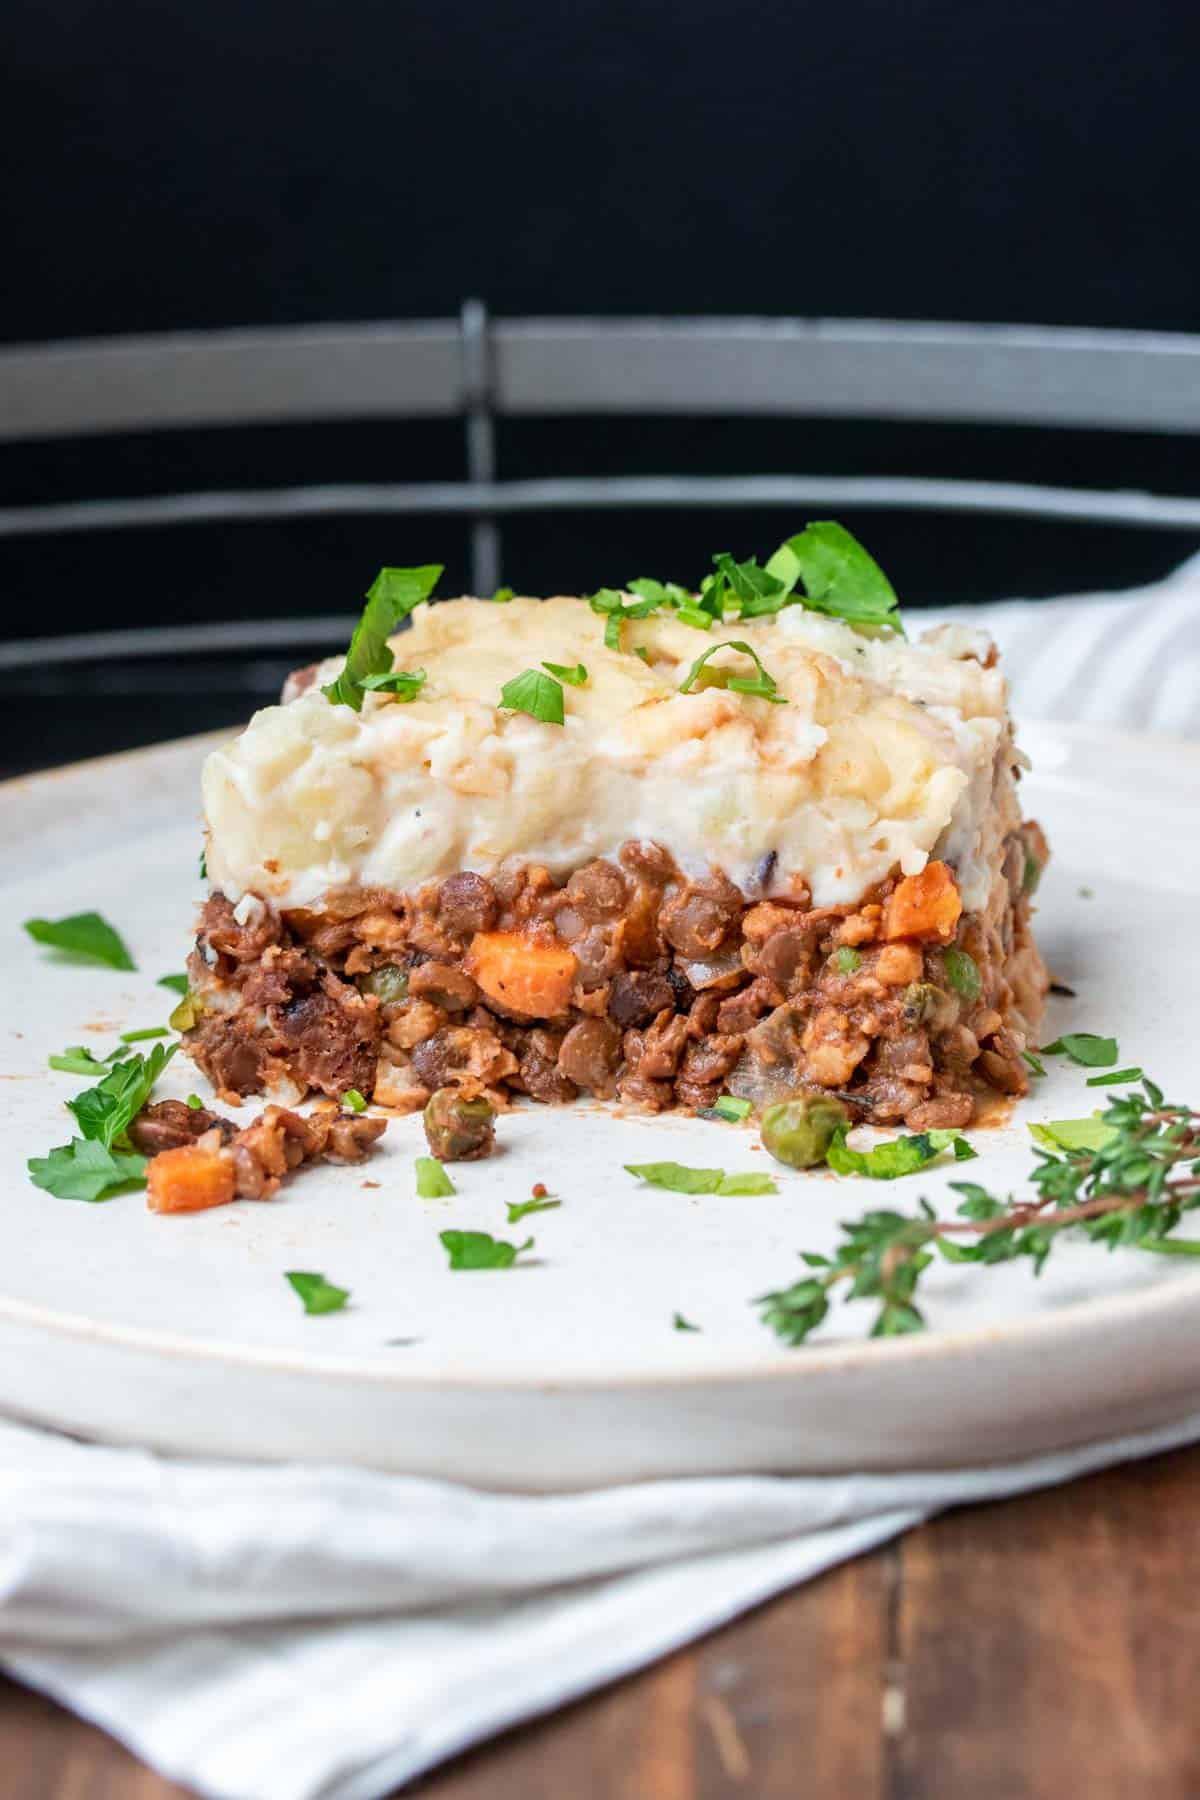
[0,723,1198,1490]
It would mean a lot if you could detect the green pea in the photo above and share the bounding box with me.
[760,1096,850,1170]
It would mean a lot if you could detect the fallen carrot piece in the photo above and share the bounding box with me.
[465,932,577,1017]
[146,1145,236,1214]
[883,861,962,944]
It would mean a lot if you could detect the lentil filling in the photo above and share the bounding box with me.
[182,824,1049,1131]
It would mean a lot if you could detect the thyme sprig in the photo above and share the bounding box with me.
[757,1080,1200,1346]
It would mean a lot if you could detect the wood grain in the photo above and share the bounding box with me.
[1,1447,1197,1800]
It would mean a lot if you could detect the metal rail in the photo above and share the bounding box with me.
[2,304,1199,593]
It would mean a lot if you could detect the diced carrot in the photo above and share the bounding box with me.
[883,861,962,944]
[146,1146,237,1214]
[464,932,578,1017]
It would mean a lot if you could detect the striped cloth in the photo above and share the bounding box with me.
[921,547,1200,737]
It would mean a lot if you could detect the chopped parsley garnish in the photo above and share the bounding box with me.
[625,1161,778,1196]
[48,1045,114,1076]
[1040,1033,1119,1069]
[322,565,443,711]
[157,973,190,996]
[1022,1049,1047,1077]
[673,1312,701,1332]
[23,911,135,971]
[285,1271,351,1315]
[942,948,982,1002]
[834,947,862,974]
[507,1194,561,1223]
[763,522,903,631]
[415,1156,456,1198]
[541,660,588,686]
[701,1094,753,1123]
[342,1088,367,1113]
[1087,1067,1144,1087]
[826,1127,976,1180]
[489,586,514,603]
[1028,1116,1118,1153]
[120,1027,170,1044]
[358,667,428,702]
[27,1139,149,1203]
[678,640,785,704]
[186,1093,204,1110]
[66,1041,177,1150]
[439,1229,534,1269]
[499,668,566,725]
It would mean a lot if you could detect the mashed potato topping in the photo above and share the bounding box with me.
[202,595,1012,911]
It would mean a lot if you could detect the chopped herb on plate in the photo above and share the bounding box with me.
[440,1229,534,1269]
[673,1312,701,1333]
[23,911,135,971]
[416,1156,456,1199]
[157,973,190,995]
[66,1041,177,1150]
[48,1045,114,1076]
[826,1128,976,1180]
[625,1161,778,1196]
[342,1088,367,1113]
[120,1027,170,1044]
[27,1139,149,1203]
[1040,1033,1119,1068]
[507,1194,561,1223]
[942,947,982,1001]
[286,1271,351,1315]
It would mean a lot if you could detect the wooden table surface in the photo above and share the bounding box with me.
[4,1443,1198,1800]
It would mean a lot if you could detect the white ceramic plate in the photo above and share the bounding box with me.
[1,723,1198,1490]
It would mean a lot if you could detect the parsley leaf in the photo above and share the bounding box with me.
[499,669,565,725]
[157,973,190,996]
[285,1271,351,1315]
[1027,1116,1119,1153]
[826,1127,976,1180]
[764,522,903,632]
[507,1195,561,1223]
[834,947,862,974]
[48,1045,114,1076]
[358,667,427,701]
[624,1162,778,1196]
[186,1093,205,1109]
[23,911,135,971]
[542,660,588,686]
[1087,1067,1144,1087]
[1022,1048,1047,1077]
[489,586,514,603]
[942,948,982,1001]
[416,1156,455,1199]
[322,565,443,711]
[678,640,785,704]
[673,1312,701,1332]
[27,1138,148,1202]
[1040,1033,1119,1068]
[120,1027,170,1044]
[439,1229,534,1269]
[66,1041,177,1150]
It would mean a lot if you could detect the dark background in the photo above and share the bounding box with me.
[3,0,1199,771]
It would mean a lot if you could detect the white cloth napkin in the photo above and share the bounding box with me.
[5,1409,1200,1800]
[4,549,1200,1799]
